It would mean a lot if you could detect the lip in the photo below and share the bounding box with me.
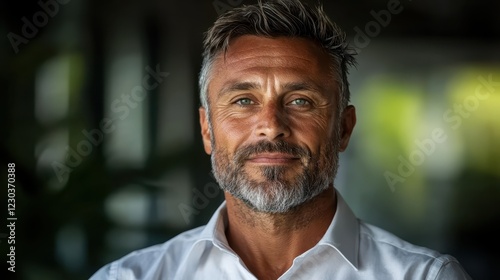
[247,153,300,164]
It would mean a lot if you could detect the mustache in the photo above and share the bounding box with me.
[233,140,311,165]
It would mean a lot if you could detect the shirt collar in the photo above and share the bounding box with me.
[198,202,232,251]
[198,190,360,269]
[318,191,360,270]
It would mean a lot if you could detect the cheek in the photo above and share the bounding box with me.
[288,112,336,149]
[211,110,253,148]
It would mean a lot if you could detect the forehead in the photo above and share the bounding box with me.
[208,35,336,96]
[219,35,330,69]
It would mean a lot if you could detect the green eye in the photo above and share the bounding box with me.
[290,99,309,106]
[235,98,254,105]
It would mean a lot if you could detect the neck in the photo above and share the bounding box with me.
[224,187,336,280]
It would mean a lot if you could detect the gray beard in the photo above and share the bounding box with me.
[211,139,340,213]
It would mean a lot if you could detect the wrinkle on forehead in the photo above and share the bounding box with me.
[220,35,330,71]
[208,35,337,101]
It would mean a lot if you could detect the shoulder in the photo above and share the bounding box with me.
[122,225,205,265]
[358,222,471,279]
[89,226,206,280]
[359,222,441,259]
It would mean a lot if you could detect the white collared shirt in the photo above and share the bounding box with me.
[90,192,471,279]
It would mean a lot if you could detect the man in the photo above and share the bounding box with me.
[91,0,471,279]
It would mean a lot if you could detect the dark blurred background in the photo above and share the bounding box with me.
[1,0,499,279]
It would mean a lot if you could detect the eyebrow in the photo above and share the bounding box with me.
[218,81,323,97]
[218,82,261,97]
[281,82,322,93]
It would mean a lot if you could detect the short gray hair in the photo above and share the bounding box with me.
[199,0,356,111]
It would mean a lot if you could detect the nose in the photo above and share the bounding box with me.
[254,102,291,140]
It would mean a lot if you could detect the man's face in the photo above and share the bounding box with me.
[200,35,355,213]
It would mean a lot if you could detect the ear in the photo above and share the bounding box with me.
[199,107,212,155]
[339,105,356,152]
